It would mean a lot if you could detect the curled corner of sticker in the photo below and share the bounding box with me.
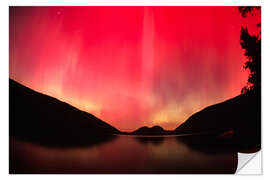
[236,151,262,175]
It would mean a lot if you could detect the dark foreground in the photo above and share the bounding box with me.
[9,79,260,174]
[10,135,238,174]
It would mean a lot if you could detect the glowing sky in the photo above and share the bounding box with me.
[9,7,260,131]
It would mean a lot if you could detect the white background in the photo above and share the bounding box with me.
[1,0,269,179]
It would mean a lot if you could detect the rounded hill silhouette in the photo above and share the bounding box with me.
[132,125,166,135]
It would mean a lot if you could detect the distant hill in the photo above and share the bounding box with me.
[9,79,120,146]
[175,91,261,148]
[132,125,168,135]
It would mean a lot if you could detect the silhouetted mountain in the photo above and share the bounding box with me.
[175,91,260,149]
[132,125,167,135]
[9,78,120,147]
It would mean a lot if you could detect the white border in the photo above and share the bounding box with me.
[2,0,269,179]
[8,0,261,6]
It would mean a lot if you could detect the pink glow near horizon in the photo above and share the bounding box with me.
[9,7,260,131]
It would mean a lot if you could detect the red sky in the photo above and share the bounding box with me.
[9,7,260,131]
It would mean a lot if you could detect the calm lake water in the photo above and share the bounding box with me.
[10,135,237,174]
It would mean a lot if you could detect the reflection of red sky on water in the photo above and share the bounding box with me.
[10,137,237,173]
[9,7,260,131]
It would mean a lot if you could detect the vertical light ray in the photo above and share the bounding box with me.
[9,7,259,131]
[141,7,155,93]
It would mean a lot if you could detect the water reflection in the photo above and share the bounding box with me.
[10,135,237,174]
[134,136,164,145]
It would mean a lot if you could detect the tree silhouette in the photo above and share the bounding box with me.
[238,7,260,18]
[238,7,261,94]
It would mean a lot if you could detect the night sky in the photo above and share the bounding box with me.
[9,7,260,131]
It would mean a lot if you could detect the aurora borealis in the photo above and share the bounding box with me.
[9,6,260,131]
